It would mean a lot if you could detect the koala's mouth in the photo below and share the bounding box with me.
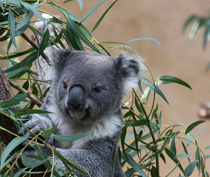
[69,109,87,121]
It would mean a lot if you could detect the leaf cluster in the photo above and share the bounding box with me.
[0,0,209,177]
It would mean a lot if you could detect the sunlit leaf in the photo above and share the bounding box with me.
[159,75,192,90]
[76,0,83,10]
[185,120,205,135]
[182,15,197,32]
[188,19,201,40]
[186,133,194,146]
[176,153,191,159]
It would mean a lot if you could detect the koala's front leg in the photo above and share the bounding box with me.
[18,114,54,146]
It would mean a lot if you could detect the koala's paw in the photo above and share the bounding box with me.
[18,117,54,147]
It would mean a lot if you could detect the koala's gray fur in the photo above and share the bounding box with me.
[19,49,144,177]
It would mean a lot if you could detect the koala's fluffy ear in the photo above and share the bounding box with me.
[44,46,61,66]
[116,53,145,94]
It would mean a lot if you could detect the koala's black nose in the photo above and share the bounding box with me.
[67,85,85,111]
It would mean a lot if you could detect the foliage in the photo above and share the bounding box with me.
[183,13,210,71]
[0,0,209,176]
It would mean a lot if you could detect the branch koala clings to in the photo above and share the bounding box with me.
[19,48,145,177]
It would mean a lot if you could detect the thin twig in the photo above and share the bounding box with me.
[8,80,43,107]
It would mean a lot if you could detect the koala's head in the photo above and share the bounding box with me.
[48,48,144,125]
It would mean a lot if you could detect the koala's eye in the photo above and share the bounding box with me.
[63,82,68,89]
[93,86,102,93]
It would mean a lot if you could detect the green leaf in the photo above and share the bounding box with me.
[170,133,177,159]
[4,51,38,73]
[184,160,198,176]
[0,136,27,170]
[126,38,161,47]
[182,15,197,33]
[39,29,49,55]
[194,123,209,141]
[132,120,149,126]
[141,78,169,104]
[53,131,91,142]
[121,153,147,177]
[186,133,194,146]
[49,3,80,22]
[21,1,47,27]
[21,155,48,168]
[91,0,118,32]
[204,146,210,150]
[159,75,192,90]
[8,9,17,49]
[76,0,83,10]
[151,166,158,177]
[185,120,206,135]
[205,155,210,159]
[66,17,100,53]
[64,0,73,3]
[14,109,53,116]
[41,124,58,139]
[0,0,4,13]
[188,19,201,40]
[80,0,106,23]
[16,10,35,31]
[165,148,185,174]
[53,150,88,175]
[203,21,210,49]
[176,153,191,159]
[4,0,21,6]
[0,93,28,108]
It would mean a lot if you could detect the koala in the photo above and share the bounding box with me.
[19,49,144,177]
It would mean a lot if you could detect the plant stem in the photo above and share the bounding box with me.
[133,90,159,176]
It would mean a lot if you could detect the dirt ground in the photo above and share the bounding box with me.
[1,0,210,176]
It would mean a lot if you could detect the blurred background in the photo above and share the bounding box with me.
[1,0,210,175]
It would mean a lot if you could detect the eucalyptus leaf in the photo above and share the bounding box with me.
[14,109,53,116]
[76,0,83,10]
[185,120,205,135]
[80,0,106,23]
[0,136,27,170]
[53,131,91,142]
[8,9,17,49]
[41,124,58,139]
[159,75,192,90]
[21,155,48,168]
[126,37,161,47]
[184,160,198,176]
[182,15,197,33]
[141,78,169,104]
[92,0,118,32]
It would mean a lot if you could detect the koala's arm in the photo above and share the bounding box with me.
[18,92,56,144]
[23,137,125,177]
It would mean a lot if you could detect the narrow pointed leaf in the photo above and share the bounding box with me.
[132,120,149,126]
[53,131,91,142]
[141,78,169,104]
[39,29,49,55]
[41,124,58,139]
[186,133,194,146]
[203,23,210,49]
[159,75,192,90]
[21,1,47,27]
[189,19,201,39]
[76,0,83,10]
[66,17,100,53]
[80,0,106,23]
[21,155,48,168]
[185,120,205,135]
[92,0,118,32]
[1,136,27,170]
[8,9,17,49]
[15,109,53,116]
[170,133,177,159]
[184,160,198,176]
[16,11,34,31]
[194,123,209,141]
[182,15,197,32]
[176,153,191,159]
[126,38,161,46]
